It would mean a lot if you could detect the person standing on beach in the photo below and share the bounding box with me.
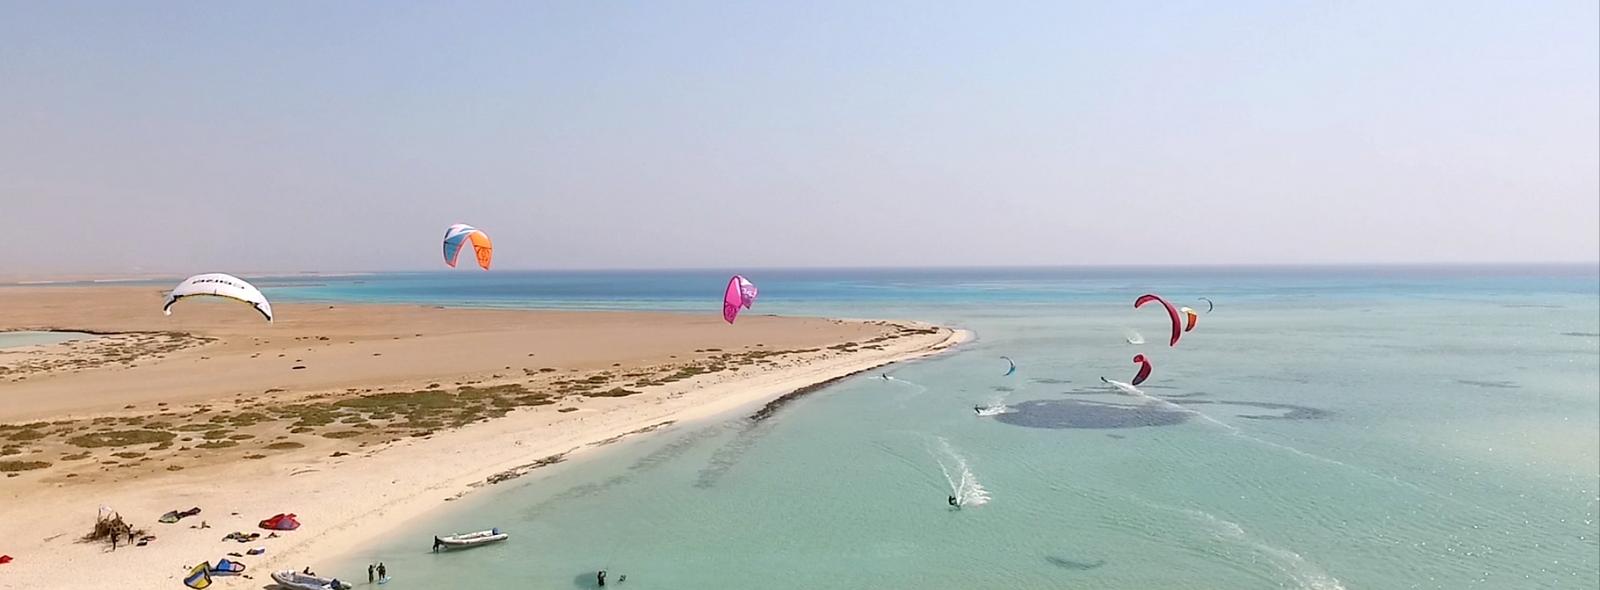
[368,564,375,583]
[376,562,387,581]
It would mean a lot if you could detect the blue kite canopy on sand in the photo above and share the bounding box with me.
[210,558,246,575]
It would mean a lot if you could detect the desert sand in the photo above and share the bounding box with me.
[0,286,963,588]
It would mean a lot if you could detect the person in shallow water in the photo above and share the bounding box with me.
[597,569,607,587]
[948,495,959,507]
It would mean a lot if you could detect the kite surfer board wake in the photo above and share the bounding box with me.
[974,405,1010,417]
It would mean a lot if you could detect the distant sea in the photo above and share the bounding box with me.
[251,266,1598,589]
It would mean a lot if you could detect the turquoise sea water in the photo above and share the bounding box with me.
[265,267,1598,589]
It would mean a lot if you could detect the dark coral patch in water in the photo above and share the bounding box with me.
[996,399,1190,430]
[1045,556,1106,570]
[1453,379,1520,390]
[1176,399,1331,420]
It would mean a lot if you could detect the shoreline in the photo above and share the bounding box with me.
[300,325,969,577]
[0,286,967,588]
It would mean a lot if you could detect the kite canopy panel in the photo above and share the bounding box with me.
[184,562,212,589]
[163,274,273,322]
[722,275,758,324]
[1134,293,1183,347]
[736,276,758,309]
[1131,354,1153,386]
[1180,307,1199,333]
[443,224,493,270]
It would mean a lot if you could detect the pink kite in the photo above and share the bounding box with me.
[722,275,758,324]
[1131,354,1153,386]
[1134,293,1184,347]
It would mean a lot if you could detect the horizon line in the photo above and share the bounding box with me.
[5,260,1597,284]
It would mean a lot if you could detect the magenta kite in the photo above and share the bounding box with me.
[722,275,759,324]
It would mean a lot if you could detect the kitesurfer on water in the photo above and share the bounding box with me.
[598,570,607,587]
[948,495,959,508]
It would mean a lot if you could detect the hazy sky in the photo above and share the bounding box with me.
[3,1,1596,273]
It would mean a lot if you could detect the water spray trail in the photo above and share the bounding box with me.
[1107,378,1367,471]
[1104,380,1515,521]
[932,436,990,507]
[976,377,1023,415]
[885,376,929,404]
[1136,498,1347,590]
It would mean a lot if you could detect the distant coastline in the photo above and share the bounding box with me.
[4,262,1596,287]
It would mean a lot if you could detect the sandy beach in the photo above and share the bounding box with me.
[0,286,964,589]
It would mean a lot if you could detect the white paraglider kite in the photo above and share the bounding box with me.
[163,273,273,322]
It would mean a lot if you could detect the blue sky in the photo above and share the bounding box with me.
[3,1,1596,273]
